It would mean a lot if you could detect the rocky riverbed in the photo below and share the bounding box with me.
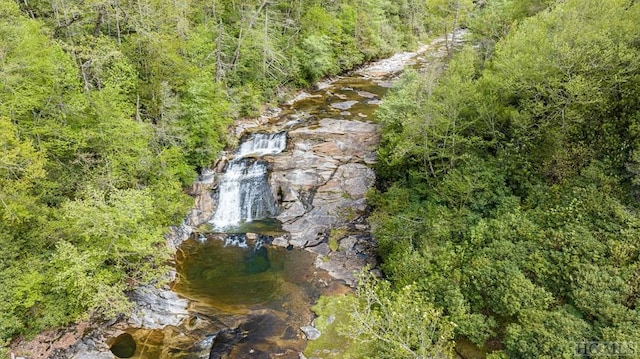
[171,31,467,285]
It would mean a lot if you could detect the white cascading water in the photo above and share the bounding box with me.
[210,132,286,229]
[235,132,287,157]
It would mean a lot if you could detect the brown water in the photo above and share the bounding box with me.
[276,77,389,124]
[174,236,345,357]
[114,234,347,359]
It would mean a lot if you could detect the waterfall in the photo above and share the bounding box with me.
[211,132,286,230]
[235,132,287,157]
[210,159,278,229]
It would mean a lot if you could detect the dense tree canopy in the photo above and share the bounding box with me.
[360,0,640,357]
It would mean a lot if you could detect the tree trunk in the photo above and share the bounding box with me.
[231,0,269,70]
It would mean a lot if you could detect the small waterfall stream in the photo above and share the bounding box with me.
[235,131,287,157]
[210,132,286,229]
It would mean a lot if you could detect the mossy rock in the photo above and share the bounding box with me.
[303,294,357,358]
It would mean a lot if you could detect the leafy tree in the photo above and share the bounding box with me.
[368,0,640,356]
[346,277,455,358]
[0,117,46,224]
[503,308,591,359]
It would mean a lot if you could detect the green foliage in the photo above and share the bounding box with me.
[307,275,455,358]
[376,46,478,185]
[345,275,456,358]
[296,34,339,83]
[0,0,191,341]
[328,228,348,252]
[370,0,640,357]
[0,117,46,223]
[304,294,358,358]
[503,307,591,359]
[466,0,555,64]
[179,77,232,167]
[1,0,464,346]
[424,0,474,37]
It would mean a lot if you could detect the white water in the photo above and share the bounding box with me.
[223,234,249,248]
[210,159,279,229]
[221,233,270,250]
[235,132,287,158]
[210,132,286,229]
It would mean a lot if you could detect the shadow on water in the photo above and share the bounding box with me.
[170,235,344,358]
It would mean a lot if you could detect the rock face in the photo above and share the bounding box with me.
[272,118,379,248]
[165,167,218,251]
[127,286,190,329]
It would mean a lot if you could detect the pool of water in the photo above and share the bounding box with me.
[172,235,344,358]
[173,235,323,312]
[116,234,345,359]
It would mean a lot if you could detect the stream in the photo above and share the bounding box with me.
[87,32,466,359]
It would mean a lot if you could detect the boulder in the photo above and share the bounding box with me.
[127,286,189,329]
[315,234,378,286]
[300,326,321,341]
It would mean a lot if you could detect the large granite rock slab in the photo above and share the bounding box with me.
[269,119,379,248]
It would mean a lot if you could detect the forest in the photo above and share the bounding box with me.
[322,0,640,357]
[0,0,455,348]
[1,0,639,357]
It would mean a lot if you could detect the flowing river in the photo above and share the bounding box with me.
[100,32,466,359]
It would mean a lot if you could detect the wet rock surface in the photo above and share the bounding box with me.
[127,286,190,329]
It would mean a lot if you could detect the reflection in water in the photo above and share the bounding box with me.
[173,235,301,309]
[122,235,341,358]
[244,245,270,274]
[170,235,341,358]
